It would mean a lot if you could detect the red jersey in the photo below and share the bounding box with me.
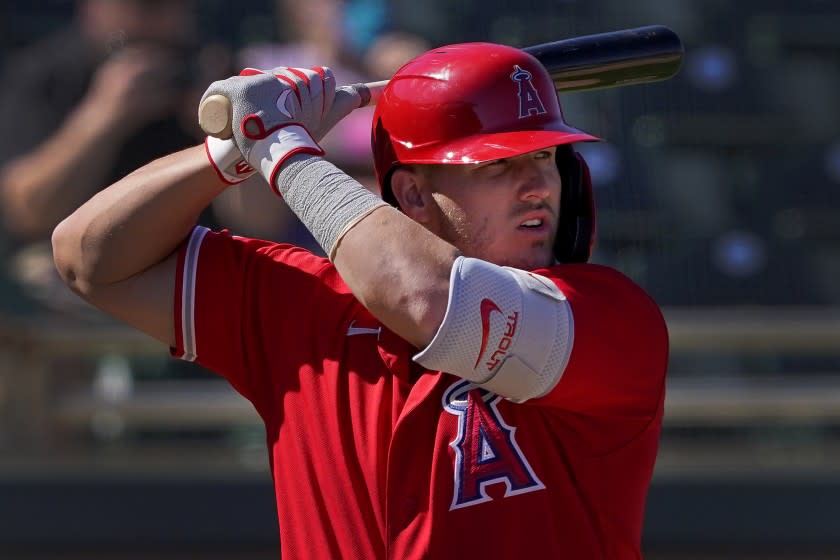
[172,226,668,559]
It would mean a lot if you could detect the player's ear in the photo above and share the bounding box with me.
[391,166,432,224]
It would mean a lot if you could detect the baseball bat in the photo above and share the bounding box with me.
[199,25,683,139]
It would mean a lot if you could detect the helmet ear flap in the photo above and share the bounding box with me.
[554,146,595,263]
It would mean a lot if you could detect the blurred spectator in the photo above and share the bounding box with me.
[0,0,231,316]
[212,0,429,244]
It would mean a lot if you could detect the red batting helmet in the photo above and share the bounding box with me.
[371,42,599,263]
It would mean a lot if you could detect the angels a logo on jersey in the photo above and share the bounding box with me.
[510,64,547,119]
[442,379,545,510]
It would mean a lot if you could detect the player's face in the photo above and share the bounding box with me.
[420,147,561,270]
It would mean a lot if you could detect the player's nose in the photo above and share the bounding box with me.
[514,159,553,202]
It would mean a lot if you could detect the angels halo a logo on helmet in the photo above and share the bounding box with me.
[510,64,547,119]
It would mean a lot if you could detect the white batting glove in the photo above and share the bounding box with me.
[200,66,354,194]
[262,66,338,141]
[205,136,256,185]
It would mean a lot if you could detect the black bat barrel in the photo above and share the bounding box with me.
[524,25,684,92]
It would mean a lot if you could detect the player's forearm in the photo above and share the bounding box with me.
[333,205,458,348]
[274,156,456,348]
[0,101,127,238]
[53,145,226,291]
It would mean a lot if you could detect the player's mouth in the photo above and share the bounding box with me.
[516,211,552,237]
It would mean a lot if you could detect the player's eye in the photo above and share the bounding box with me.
[477,159,508,172]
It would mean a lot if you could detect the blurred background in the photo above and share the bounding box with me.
[1,0,839,558]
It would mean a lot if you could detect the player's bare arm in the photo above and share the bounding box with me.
[52,145,227,346]
[332,204,459,348]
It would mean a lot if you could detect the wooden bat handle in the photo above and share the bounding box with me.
[198,94,233,139]
[338,79,388,109]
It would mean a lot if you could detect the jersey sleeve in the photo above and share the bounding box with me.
[170,226,341,418]
[530,264,668,424]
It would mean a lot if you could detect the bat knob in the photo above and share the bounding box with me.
[199,94,233,139]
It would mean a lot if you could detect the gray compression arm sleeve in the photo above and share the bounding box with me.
[274,154,387,258]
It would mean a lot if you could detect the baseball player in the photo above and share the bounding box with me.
[53,42,668,558]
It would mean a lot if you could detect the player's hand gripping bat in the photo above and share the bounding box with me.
[198,25,683,139]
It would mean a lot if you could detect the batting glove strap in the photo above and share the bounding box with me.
[248,124,325,195]
[204,136,257,185]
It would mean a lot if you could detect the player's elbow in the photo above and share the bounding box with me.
[51,215,93,297]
